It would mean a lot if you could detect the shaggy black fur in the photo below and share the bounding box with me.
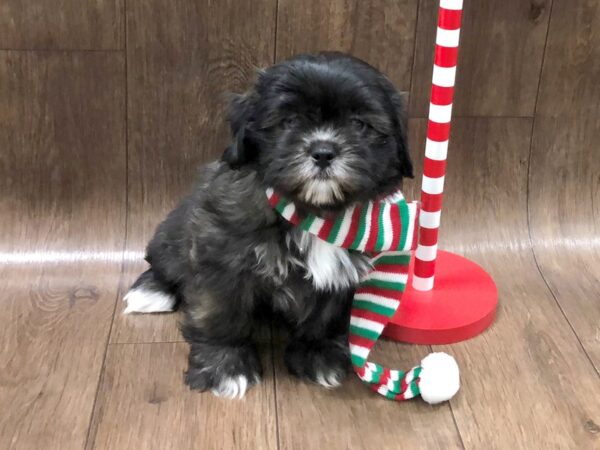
[127,52,413,396]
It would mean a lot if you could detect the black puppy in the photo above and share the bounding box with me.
[124,52,413,398]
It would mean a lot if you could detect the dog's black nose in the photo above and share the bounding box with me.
[310,142,337,169]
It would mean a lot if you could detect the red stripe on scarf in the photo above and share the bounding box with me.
[349,334,376,350]
[400,376,408,394]
[267,192,280,208]
[377,369,392,387]
[289,211,300,225]
[369,384,383,394]
[351,308,391,325]
[317,216,335,241]
[394,392,407,401]
[390,203,401,250]
[372,263,410,274]
[364,202,381,251]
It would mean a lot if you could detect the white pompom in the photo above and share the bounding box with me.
[418,352,460,404]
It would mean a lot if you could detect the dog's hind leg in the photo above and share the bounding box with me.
[123,268,178,314]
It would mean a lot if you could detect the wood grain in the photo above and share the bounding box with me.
[0,51,125,449]
[276,0,418,90]
[274,336,463,450]
[0,0,123,50]
[405,119,600,448]
[110,0,277,343]
[410,0,551,117]
[87,341,277,450]
[529,0,600,369]
[0,51,126,255]
[2,2,600,449]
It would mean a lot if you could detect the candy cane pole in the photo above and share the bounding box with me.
[385,0,496,344]
[412,0,463,291]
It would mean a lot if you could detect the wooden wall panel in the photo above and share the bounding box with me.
[406,119,600,448]
[0,1,124,50]
[0,51,125,449]
[276,0,418,90]
[0,51,126,255]
[529,0,600,368]
[410,0,551,117]
[110,0,277,343]
[1,2,599,448]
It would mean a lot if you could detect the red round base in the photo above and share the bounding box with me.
[383,250,498,345]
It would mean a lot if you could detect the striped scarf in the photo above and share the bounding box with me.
[266,188,460,404]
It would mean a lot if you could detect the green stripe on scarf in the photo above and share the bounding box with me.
[372,253,412,266]
[349,324,380,341]
[275,198,289,215]
[375,205,386,251]
[299,214,316,231]
[350,204,370,249]
[361,278,407,292]
[327,213,346,243]
[398,199,409,250]
[352,300,397,317]
[351,354,366,367]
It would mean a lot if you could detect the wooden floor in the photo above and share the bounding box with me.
[1,1,599,449]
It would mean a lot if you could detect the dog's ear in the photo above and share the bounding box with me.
[390,91,414,179]
[222,91,257,168]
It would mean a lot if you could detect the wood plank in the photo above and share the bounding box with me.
[0,51,125,449]
[274,338,463,450]
[529,0,600,369]
[110,0,277,343]
[0,51,126,255]
[410,0,551,117]
[0,0,123,50]
[87,342,277,450]
[405,118,600,448]
[276,0,418,90]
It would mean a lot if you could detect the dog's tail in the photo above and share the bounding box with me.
[123,268,178,314]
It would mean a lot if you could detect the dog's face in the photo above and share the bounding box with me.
[223,53,413,212]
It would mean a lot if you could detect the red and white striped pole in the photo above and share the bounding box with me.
[412,0,463,291]
[386,0,496,344]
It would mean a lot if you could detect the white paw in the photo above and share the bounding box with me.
[314,369,344,389]
[123,288,176,314]
[211,375,253,399]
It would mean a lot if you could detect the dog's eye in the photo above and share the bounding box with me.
[351,118,368,132]
[282,116,300,128]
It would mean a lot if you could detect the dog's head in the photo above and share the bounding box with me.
[223,52,413,212]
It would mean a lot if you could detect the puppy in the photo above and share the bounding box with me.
[124,52,413,399]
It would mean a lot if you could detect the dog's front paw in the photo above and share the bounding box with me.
[284,338,351,389]
[185,343,262,399]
